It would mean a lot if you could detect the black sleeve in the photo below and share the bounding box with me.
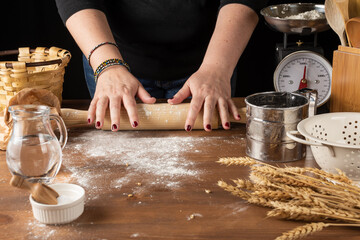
[219,0,269,14]
[55,0,105,24]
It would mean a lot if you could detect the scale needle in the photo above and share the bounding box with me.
[298,65,308,90]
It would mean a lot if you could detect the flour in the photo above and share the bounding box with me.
[58,130,242,201]
[26,219,81,240]
[283,10,325,20]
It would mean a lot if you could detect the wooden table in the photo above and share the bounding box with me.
[0,100,359,240]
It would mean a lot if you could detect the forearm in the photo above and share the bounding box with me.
[200,3,258,79]
[65,9,123,71]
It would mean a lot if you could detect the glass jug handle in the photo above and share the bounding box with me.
[49,114,68,150]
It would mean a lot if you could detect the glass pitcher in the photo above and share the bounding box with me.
[6,105,67,183]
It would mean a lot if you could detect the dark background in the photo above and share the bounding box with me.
[0,0,338,100]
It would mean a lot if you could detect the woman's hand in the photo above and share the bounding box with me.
[88,66,156,131]
[167,66,240,131]
[167,4,258,131]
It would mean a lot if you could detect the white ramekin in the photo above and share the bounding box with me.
[29,183,85,224]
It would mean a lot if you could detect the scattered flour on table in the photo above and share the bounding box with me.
[26,218,82,240]
[58,130,244,201]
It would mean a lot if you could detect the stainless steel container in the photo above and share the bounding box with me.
[245,91,311,162]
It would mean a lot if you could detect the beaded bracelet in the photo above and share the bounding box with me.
[87,42,119,67]
[94,58,131,84]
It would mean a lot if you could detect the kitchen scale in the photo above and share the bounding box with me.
[261,3,332,108]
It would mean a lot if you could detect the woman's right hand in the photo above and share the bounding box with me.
[87,66,156,131]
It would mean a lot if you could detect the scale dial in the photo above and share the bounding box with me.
[273,50,332,106]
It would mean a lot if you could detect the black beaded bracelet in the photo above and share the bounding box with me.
[87,42,119,67]
[94,58,131,84]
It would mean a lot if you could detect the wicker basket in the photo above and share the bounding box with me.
[0,47,71,110]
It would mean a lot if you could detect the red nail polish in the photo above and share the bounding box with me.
[88,118,91,124]
[186,125,192,132]
[237,114,241,119]
[206,124,212,130]
[225,122,230,128]
[96,121,101,127]
[112,124,118,130]
[133,121,138,128]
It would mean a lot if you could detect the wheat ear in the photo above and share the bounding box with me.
[276,222,360,240]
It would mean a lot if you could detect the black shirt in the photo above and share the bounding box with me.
[55,0,268,81]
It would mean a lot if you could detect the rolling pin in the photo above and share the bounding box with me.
[61,102,247,130]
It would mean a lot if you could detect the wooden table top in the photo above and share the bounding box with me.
[1,99,359,240]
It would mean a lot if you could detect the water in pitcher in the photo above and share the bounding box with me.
[6,133,62,183]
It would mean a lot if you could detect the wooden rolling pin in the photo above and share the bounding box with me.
[61,102,247,130]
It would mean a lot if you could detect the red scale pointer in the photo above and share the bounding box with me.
[298,65,308,90]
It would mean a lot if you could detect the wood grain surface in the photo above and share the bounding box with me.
[331,47,360,112]
[0,99,359,240]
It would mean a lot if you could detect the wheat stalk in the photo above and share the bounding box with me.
[267,209,326,222]
[275,222,329,240]
[276,222,360,240]
[217,156,258,167]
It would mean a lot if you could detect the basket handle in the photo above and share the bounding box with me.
[286,130,323,146]
[0,48,69,68]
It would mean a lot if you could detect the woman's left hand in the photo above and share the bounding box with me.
[167,66,241,131]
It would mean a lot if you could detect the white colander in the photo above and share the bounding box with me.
[287,112,360,180]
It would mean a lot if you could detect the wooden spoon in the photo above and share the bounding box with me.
[10,175,59,205]
[325,0,348,45]
[349,0,360,18]
[336,0,351,46]
[346,17,360,47]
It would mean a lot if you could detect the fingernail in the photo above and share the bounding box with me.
[112,124,118,131]
[96,121,101,127]
[206,124,212,130]
[87,118,91,124]
[225,122,230,128]
[237,114,241,119]
[132,121,138,128]
[186,125,192,132]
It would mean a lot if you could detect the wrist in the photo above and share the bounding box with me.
[94,58,131,84]
[89,44,123,71]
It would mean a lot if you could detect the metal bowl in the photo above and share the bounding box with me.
[260,3,329,34]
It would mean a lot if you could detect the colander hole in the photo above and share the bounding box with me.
[343,131,346,134]
[356,126,358,129]
[315,125,317,127]
[349,122,352,125]
[344,137,347,140]
[349,135,352,138]
[345,126,348,129]
[355,132,358,135]
[320,132,322,135]
[356,121,358,123]
[325,133,328,136]
[354,138,357,141]
[348,141,351,144]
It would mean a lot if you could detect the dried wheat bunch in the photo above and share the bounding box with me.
[217,156,360,240]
